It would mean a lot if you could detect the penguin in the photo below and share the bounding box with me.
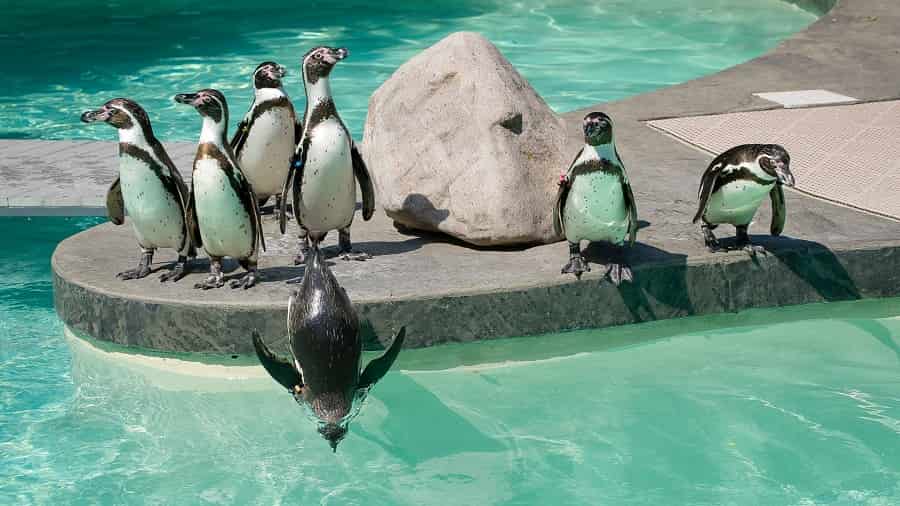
[174,89,266,289]
[230,61,300,216]
[553,112,638,284]
[692,144,795,254]
[80,98,195,282]
[278,46,375,266]
[252,245,406,452]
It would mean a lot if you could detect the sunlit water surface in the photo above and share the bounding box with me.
[0,0,819,140]
[2,217,899,505]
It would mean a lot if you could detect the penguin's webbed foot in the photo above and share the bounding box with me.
[561,256,590,280]
[117,265,151,280]
[229,271,259,290]
[702,227,723,253]
[194,273,225,290]
[607,263,634,286]
[159,261,188,283]
[741,243,768,256]
[339,250,372,262]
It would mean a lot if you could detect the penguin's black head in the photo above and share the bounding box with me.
[81,98,154,139]
[174,89,228,124]
[302,46,349,85]
[318,423,348,453]
[254,61,287,89]
[582,112,613,145]
[758,144,795,187]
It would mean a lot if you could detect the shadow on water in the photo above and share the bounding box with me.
[847,319,900,364]
[354,373,504,466]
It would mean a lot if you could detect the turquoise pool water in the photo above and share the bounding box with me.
[1,0,819,141]
[2,217,899,505]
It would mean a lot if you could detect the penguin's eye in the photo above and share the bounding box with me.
[314,53,323,60]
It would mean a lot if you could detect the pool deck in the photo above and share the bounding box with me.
[39,0,900,353]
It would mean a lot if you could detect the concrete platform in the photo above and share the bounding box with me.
[45,0,900,353]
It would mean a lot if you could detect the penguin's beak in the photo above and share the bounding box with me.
[80,108,110,123]
[318,423,348,453]
[274,64,287,79]
[324,47,349,64]
[775,161,795,187]
[173,93,199,106]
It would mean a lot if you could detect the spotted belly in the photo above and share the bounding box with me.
[193,159,254,259]
[704,180,774,226]
[564,171,629,244]
[238,108,294,200]
[118,156,186,252]
[298,120,356,234]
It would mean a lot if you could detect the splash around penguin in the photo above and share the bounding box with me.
[553,112,638,284]
[692,144,795,254]
[81,98,196,282]
[253,245,405,452]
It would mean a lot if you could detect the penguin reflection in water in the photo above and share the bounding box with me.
[80,99,195,281]
[279,46,376,267]
[693,144,795,254]
[554,112,638,284]
[253,246,405,452]
[175,89,267,289]
[230,61,299,219]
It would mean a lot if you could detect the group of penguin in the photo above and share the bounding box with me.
[79,44,796,451]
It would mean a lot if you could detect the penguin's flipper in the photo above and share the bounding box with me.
[553,180,570,238]
[186,185,203,249]
[770,182,786,236]
[252,331,303,392]
[281,137,309,234]
[351,141,375,221]
[106,177,125,225]
[230,117,250,156]
[358,326,406,390]
[622,176,639,247]
[692,163,724,224]
[247,185,267,253]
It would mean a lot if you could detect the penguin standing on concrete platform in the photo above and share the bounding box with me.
[230,61,299,216]
[553,112,638,283]
[252,245,405,452]
[278,46,375,265]
[692,144,795,254]
[175,89,266,289]
[80,98,195,282]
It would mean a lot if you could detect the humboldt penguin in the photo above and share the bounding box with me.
[553,112,638,284]
[174,89,266,289]
[253,246,406,452]
[230,61,299,216]
[80,99,195,282]
[692,144,794,254]
[278,46,375,266]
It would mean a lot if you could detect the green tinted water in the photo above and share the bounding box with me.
[1,217,899,505]
[1,0,818,140]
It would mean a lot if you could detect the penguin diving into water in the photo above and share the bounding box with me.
[253,246,406,452]
[230,61,299,217]
[174,89,266,289]
[81,98,195,282]
[692,144,795,254]
[553,112,638,284]
[278,46,375,267]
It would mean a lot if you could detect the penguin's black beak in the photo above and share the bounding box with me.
[80,108,109,123]
[776,161,795,187]
[318,423,347,453]
[173,93,199,106]
[325,47,349,64]
[275,64,287,79]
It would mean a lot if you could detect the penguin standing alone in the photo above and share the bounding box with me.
[279,46,375,266]
[692,144,795,253]
[230,61,299,216]
[554,112,638,283]
[175,89,266,289]
[253,246,406,452]
[80,98,195,281]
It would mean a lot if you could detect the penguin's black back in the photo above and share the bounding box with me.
[289,250,361,396]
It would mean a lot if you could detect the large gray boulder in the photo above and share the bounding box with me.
[362,32,573,246]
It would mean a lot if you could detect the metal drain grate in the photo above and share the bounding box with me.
[647,101,900,220]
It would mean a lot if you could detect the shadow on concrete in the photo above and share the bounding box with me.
[754,235,862,302]
[398,193,451,227]
[353,373,504,466]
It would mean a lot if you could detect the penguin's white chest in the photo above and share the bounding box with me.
[298,119,356,233]
[705,178,774,226]
[118,154,185,251]
[237,106,295,200]
[192,158,254,258]
[565,170,629,244]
